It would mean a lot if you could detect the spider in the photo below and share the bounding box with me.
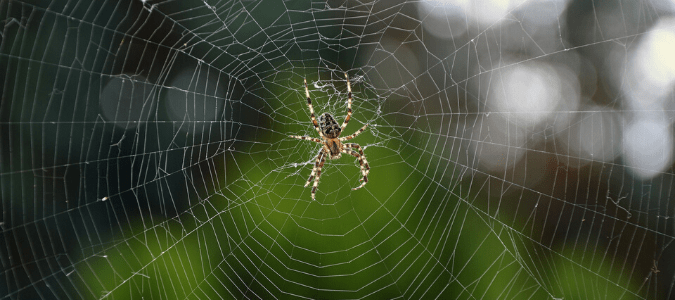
[289,73,370,200]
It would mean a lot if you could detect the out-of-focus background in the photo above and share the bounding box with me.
[1,0,674,299]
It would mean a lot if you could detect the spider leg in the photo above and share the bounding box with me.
[342,144,369,190]
[305,149,325,187]
[305,78,325,138]
[311,151,328,200]
[339,123,368,142]
[344,143,370,174]
[305,149,327,200]
[341,73,353,130]
[289,135,322,144]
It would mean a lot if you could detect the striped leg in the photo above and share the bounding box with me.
[345,143,370,175]
[341,73,353,130]
[305,78,324,138]
[305,149,325,187]
[339,124,368,142]
[289,135,322,144]
[311,152,328,200]
[343,145,369,190]
[305,149,327,200]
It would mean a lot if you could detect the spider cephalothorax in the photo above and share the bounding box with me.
[289,73,370,199]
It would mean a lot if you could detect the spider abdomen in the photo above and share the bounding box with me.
[319,113,341,139]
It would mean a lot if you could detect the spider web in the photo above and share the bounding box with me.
[1,0,674,299]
